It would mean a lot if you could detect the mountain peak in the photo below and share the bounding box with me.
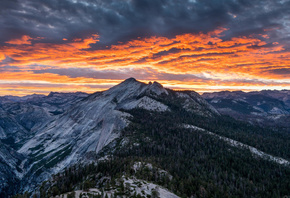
[123,77,137,83]
[147,81,168,95]
[152,81,163,88]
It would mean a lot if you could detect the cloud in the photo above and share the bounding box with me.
[0,0,289,96]
[0,29,289,85]
[1,66,289,96]
[0,56,18,66]
[30,67,209,82]
[264,68,290,79]
[0,0,289,46]
[269,68,290,75]
[5,35,32,45]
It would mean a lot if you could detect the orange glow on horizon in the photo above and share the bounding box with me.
[0,28,289,96]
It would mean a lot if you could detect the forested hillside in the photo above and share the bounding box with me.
[13,89,290,198]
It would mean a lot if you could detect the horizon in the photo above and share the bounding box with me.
[1,78,289,97]
[0,1,289,96]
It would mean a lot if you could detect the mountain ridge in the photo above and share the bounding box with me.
[1,78,218,194]
[0,78,289,197]
[202,90,290,130]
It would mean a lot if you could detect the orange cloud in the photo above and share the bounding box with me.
[5,35,33,45]
[0,29,289,96]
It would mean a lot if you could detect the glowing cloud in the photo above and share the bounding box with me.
[0,29,289,96]
[5,35,33,45]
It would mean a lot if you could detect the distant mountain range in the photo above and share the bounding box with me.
[202,90,290,130]
[1,79,289,197]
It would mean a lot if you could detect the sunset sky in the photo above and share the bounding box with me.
[0,0,289,96]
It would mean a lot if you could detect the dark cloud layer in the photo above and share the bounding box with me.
[268,68,290,75]
[30,67,289,87]
[1,0,289,46]
[31,67,207,81]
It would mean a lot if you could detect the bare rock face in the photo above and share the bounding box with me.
[0,78,219,193]
[18,79,173,184]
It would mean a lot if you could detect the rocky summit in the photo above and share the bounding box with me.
[0,79,289,198]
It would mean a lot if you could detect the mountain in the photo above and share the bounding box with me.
[16,78,218,192]
[0,92,89,196]
[0,92,89,141]
[259,90,290,107]
[202,90,290,130]
[1,79,290,198]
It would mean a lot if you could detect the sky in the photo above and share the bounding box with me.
[0,0,289,96]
